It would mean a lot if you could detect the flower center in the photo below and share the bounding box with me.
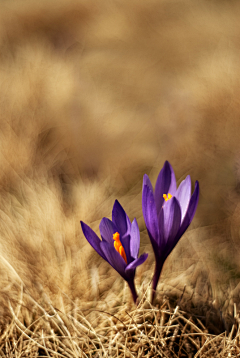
[163,193,172,201]
[113,232,127,264]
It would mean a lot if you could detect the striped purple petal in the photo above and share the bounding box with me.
[143,174,154,193]
[130,218,140,259]
[160,197,181,245]
[112,200,131,238]
[178,180,199,237]
[80,221,106,260]
[142,184,159,245]
[125,253,148,274]
[154,161,177,214]
[100,240,127,279]
[99,217,117,243]
[174,175,191,222]
[121,234,132,264]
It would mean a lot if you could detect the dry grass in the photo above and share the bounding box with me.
[1,0,240,355]
[2,284,240,357]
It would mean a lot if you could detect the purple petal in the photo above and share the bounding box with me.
[161,197,181,245]
[142,184,160,247]
[168,163,177,195]
[175,175,191,222]
[80,221,106,260]
[154,161,177,214]
[165,181,199,258]
[125,253,148,272]
[121,234,132,264]
[143,174,154,193]
[126,215,132,237]
[112,200,130,237]
[100,240,127,279]
[178,180,199,237]
[189,181,200,222]
[158,209,165,249]
[99,218,117,243]
[130,218,140,259]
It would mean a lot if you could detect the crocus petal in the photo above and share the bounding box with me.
[125,253,148,273]
[142,184,159,246]
[174,175,191,222]
[99,217,117,243]
[130,218,140,259]
[143,174,154,193]
[121,234,132,264]
[80,221,106,260]
[158,209,165,250]
[100,240,127,279]
[165,199,182,259]
[168,162,177,195]
[161,197,181,245]
[178,180,199,237]
[188,180,200,222]
[154,161,177,214]
[112,200,130,237]
[125,215,132,237]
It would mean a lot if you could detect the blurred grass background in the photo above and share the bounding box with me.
[0,0,240,316]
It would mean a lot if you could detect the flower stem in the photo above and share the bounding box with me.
[151,261,164,304]
[127,280,138,304]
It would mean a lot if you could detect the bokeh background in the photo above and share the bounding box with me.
[1,0,240,314]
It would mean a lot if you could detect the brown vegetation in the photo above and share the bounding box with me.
[1,0,240,355]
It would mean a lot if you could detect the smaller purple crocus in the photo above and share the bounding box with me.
[80,200,148,304]
[142,161,199,303]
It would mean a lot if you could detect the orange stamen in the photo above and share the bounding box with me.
[163,193,172,201]
[113,232,127,264]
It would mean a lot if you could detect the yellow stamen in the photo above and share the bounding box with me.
[113,232,127,264]
[163,193,172,201]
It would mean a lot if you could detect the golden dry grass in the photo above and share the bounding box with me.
[1,0,240,355]
[4,287,240,357]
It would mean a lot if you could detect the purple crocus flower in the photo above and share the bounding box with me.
[142,161,199,303]
[80,200,148,304]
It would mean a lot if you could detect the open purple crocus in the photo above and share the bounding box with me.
[80,200,148,304]
[142,161,199,303]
